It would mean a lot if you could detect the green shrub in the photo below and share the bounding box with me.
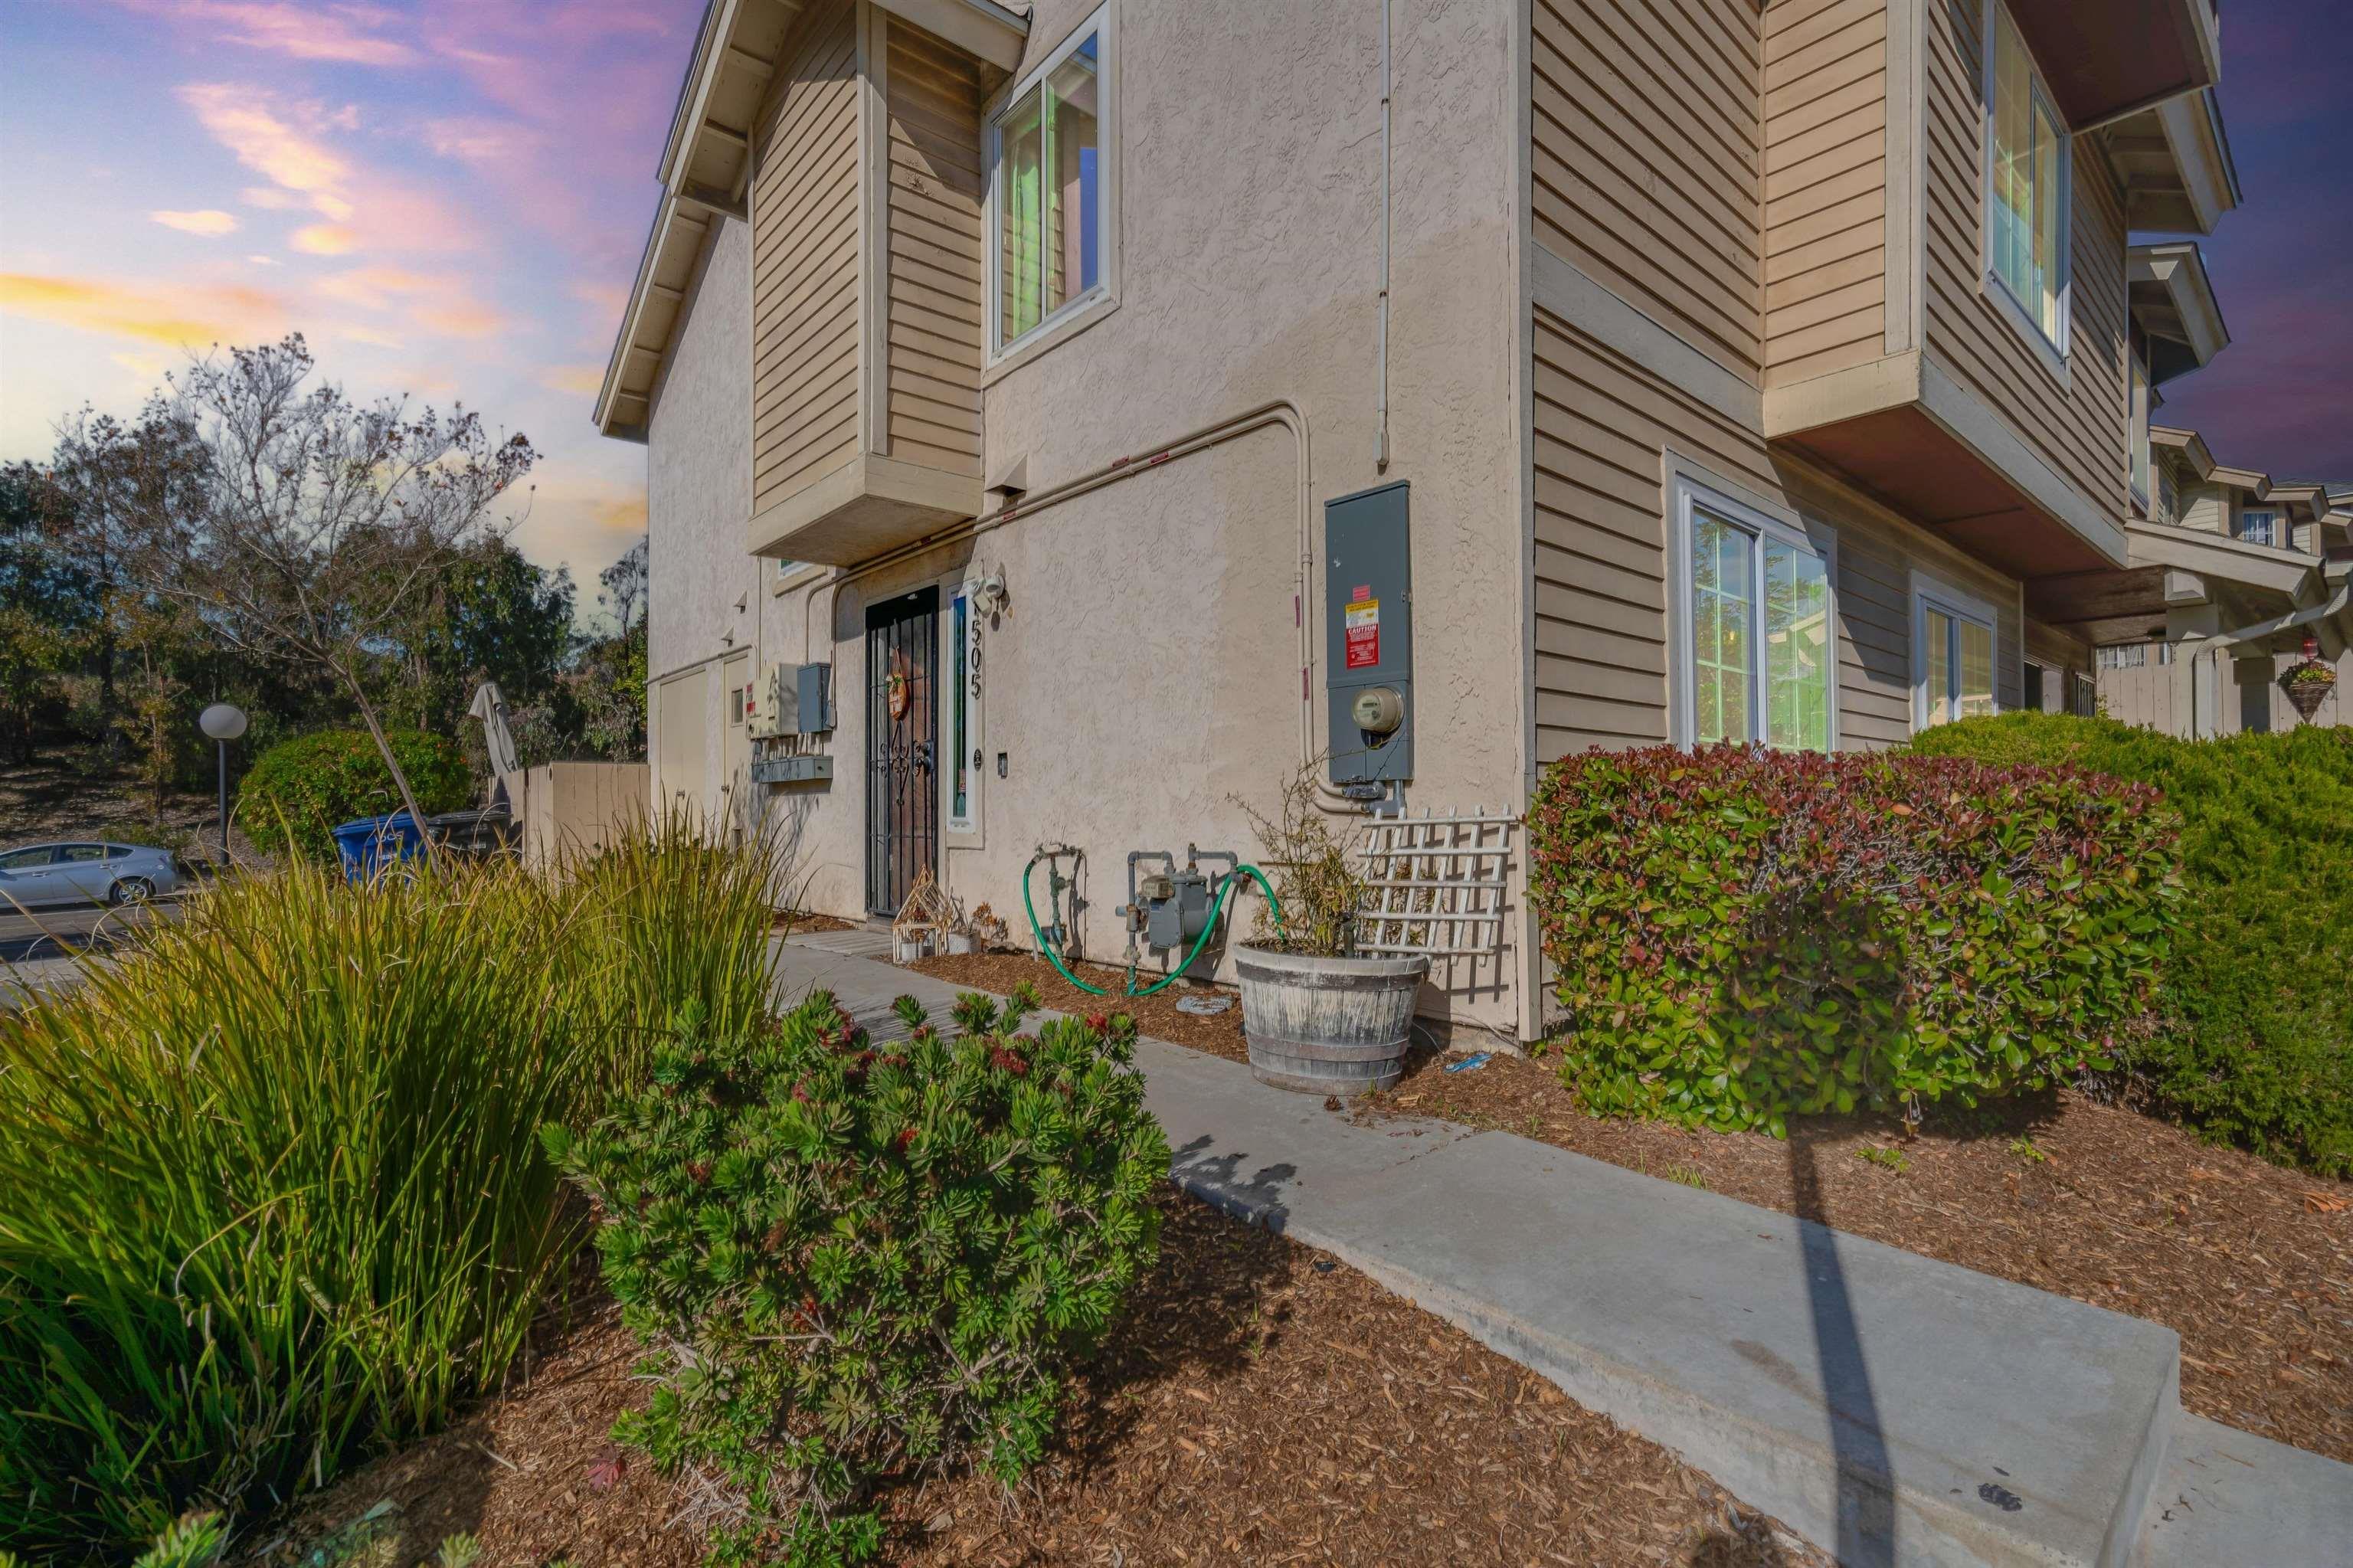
[1529,745,2177,1136]
[1913,712,2353,1175]
[546,987,1170,1567]
[236,726,471,858]
[0,821,780,1557]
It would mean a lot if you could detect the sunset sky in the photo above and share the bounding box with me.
[0,0,709,609]
[1,0,2345,617]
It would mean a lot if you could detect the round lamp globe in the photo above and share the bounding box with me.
[198,702,249,742]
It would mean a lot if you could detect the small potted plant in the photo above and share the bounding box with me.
[1231,765,1427,1095]
[2282,637,2338,724]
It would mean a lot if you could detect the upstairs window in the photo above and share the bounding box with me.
[990,10,1109,355]
[2237,508,2282,549]
[1985,2,2070,355]
[2158,461,2178,525]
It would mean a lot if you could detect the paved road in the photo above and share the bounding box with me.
[0,900,183,1006]
[0,900,178,963]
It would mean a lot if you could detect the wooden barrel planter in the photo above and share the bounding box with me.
[1234,945,1429,1095]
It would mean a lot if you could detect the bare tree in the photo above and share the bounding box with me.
[598,533,648,637]
[114,334,535,848]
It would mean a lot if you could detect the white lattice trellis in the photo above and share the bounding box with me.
[1351,806,1517,957]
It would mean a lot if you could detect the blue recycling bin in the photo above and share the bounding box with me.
[329,813,426,883]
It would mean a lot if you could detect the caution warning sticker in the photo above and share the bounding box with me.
[1344,596,1380,669]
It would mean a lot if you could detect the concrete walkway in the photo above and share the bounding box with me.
[771,939,2351,1568]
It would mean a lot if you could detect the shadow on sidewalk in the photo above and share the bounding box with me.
[1792,1133,1896,1566]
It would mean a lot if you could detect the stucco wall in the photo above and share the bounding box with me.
[647,211,758,823]
[735,0,1529,1031]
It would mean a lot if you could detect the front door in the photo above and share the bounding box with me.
[866,588,939,915]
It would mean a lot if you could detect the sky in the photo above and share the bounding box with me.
[2145,0,2353,487]
[0,0,708,613]
[1,0,2346,606]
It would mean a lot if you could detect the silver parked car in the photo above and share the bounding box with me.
[0,842,182,908]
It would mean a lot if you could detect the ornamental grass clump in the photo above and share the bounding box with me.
[545,987,1170,1567]
[1529,745,2178,1136]
[0,814,780,1558]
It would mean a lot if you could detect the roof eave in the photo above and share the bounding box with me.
[2128,242,2230,385]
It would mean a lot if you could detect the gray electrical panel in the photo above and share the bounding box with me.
[1324,482,1413,787]
[796,663,834,733]
[777,662,834,735]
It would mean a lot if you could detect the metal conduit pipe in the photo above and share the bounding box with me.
[1376,0,1392,473]
[787,399,1358,792]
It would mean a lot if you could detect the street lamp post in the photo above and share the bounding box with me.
[198,703,248,861]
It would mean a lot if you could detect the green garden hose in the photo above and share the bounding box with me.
[1021,853,1281,999]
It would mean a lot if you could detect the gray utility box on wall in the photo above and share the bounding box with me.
[1324,482,1413,787]
[774,662,835,735]
[752,754,833,785]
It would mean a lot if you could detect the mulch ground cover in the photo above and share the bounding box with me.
[903,950,2353,1465]
[247,1196,1824,1568]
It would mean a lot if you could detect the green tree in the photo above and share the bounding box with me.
[0,462,96,764]
[381,539,577,738]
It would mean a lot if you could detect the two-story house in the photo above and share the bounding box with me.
[598,0,2236,1043]
[2080,419,2352,734]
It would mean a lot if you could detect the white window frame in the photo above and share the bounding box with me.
[1664,462,1839,754]
[983,4,1118,375]
[941,576,985,837]
[1980,0,2073,373]
[1910,573,2001,732]
[2236,506,2282,549]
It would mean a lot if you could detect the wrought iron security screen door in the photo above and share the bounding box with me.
[865,587,940,915]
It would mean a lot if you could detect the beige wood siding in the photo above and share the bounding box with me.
[1762,0,1888,386]
[2178,481,2227,535]
[1530,0,1765,381]
[751,1,862,519]
[1532,307,2023,764]
[1919,0,2131,530]
[882,18,984,480]
[2024,616,2089,675]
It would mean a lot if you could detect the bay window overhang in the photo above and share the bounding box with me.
[2005,0,2220,130]
[1767,355,2129,580]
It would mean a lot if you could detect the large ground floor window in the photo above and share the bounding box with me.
[1671,476,1834,753]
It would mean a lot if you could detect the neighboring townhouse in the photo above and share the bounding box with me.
[2083,423,2352,734]
[598,0,2233,1043]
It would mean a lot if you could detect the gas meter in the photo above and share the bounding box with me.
[1118,846,1239,951]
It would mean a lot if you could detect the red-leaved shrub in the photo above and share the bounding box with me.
[1528,745,2178,1134]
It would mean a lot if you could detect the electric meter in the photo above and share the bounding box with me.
[1351,686,1405,736]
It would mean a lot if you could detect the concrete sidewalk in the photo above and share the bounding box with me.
[771,938,2351,1568]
